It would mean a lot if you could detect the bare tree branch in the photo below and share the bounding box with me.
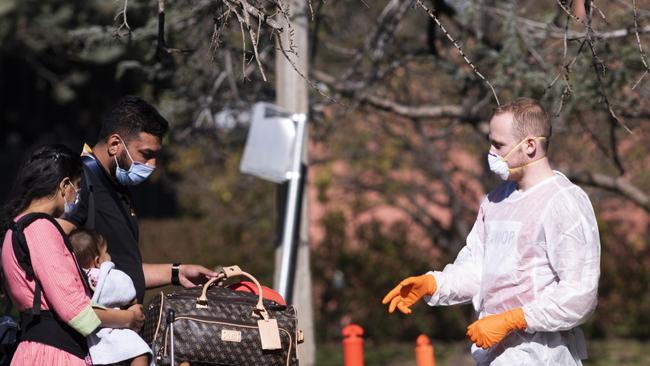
[632,0,650,89]
[592,24,650,40]
[358,95,467,120]
[157,0,193,55]
[209,7,233,60]
[313,70,474,121]
[608,116,626,175]
[114,0,131,39]
[415,0,500,106]
[585,0,633,133]
[570,172,650,212]
[556,0,587,26]
[229,0,267,81]
[548,40,588,116]
[276,33,336,102]
[488,7,650,40]
[223,0,284,31]
[341,0,414,81]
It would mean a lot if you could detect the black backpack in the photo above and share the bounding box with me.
[0,299,18,366]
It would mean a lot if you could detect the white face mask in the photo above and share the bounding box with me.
[487,136,546,180]
[487,152,511,180]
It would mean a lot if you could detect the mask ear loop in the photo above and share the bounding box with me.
[506,137,548,172]
[502,136,547,162]
[113,136,137,174]
[117,136,136,164]
[70,182,80,205]
[113,155,123,173]
[62,179,74,205]
[118,136,154,170]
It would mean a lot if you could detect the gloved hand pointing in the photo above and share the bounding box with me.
[466,308,527,349]
[382,274,437,314]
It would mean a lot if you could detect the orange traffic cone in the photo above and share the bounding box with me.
[342,324,364,366]
[415,334,435,366]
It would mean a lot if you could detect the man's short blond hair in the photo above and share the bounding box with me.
[494,98,552,150]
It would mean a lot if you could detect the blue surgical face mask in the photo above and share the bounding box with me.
[64,183,80,215]
[114,138,155,186]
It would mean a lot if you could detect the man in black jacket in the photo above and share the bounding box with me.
[60,96,217,303]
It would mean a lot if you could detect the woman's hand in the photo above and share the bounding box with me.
[126,303,145,331]
[94,304,146,331]
[120,297,138,310]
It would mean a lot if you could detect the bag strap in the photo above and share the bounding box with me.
[10,213,91,315]
[197,265,271,320]
[195,266,283,351]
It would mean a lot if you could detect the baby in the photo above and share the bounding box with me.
[70,229,151,366]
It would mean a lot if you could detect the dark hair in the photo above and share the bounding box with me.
[69,229,106,268]
[0,144,83,237]
[97,95,170,142]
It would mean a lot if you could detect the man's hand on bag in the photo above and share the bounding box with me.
[126,303,145,332]
[466,308,527,349]
[179,264,219,287]
[381,274,437,314]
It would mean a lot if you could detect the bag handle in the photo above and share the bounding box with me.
[196,265,270,320]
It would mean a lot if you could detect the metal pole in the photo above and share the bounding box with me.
[277,113,307,303]
[275,0,315,362]
[167,309,175,366]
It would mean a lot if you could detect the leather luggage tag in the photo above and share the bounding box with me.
[258,319,282,350]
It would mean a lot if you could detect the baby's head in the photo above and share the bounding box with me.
[69,228,111,269]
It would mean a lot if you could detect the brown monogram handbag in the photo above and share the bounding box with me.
[143,266,302,366]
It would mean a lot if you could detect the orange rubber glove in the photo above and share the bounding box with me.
[381,274,437,314]
[466,308,527,349]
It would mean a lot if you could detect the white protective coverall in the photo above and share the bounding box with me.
[425,171,600,365]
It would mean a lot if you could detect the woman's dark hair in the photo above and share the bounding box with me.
[0,144,82,237]
[69,228,106,268]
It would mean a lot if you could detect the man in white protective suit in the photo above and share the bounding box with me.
[382,98,601,365]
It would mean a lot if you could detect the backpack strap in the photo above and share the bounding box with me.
[81,157,95,230]
[10,213,90,315]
